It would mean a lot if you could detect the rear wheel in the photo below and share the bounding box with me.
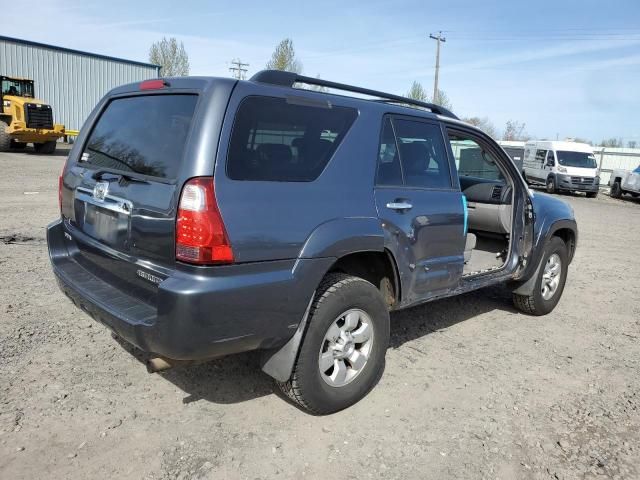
[34,141,56,154]
[278,273,389,414]
[546,176,556,194]
[513,236,568,316]
[11,141,27,150]
[610,181,623,199]
[0,119,11,152]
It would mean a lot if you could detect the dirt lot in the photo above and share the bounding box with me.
[1,146,639,480]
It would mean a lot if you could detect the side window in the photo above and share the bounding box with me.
[536,149,547,165]
[448,135,506,181]
[227,96,358,182]
[393,119,452,189]
[376,118,402,185]
[546,150,555,165]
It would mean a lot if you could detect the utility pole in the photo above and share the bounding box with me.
[229,58,249,80]
[429,31,446,102]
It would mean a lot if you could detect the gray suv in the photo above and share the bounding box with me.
[48,71,577,414]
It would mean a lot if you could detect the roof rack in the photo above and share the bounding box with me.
[249,70,458,120]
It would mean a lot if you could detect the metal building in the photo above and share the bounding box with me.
[0,35,160,131]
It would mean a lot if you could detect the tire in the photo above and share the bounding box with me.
[513,236,568,316]
[0,119,11,152]
[586,191,598,198]
[546,176,556,194]
[11,141,27,150]
[34,141,57,154]
[278,273,390,414]
[610,181,622,199]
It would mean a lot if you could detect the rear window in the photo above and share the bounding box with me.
[227,96,358,182]
[81,94,198,180]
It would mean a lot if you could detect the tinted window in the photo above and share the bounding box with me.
[82,95,197,179]
[556,151,597,168]
[393,119,451,189]
[227,96,357,181]
[376,118,402,185]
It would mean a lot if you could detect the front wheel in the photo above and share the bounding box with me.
[513,236,568,316]
[546,176,557,194]
[610,181,623,199]
[0,119,10,152]
[278,273,390,414]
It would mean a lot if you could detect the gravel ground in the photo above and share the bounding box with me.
[1,146,639,480]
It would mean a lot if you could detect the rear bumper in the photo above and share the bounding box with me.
[47,219,332,361]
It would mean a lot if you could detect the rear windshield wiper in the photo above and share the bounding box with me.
[91,169,150,185]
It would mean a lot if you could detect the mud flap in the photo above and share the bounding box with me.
[260,292,315,382]
[512,258,542,296]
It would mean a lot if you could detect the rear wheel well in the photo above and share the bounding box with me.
[552,228,576,262]
[327,250,399,309]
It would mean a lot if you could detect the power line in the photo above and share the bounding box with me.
[229,58,249,80]
[429,31,446,101]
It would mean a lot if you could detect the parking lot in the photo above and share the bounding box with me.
[0,146,639,480]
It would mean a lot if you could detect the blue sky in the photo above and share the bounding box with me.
[5,0,640,143]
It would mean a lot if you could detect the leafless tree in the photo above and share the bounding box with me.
[502,120,529,141]
[463,116,498,139]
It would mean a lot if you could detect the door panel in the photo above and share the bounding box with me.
[374,116,464,304]
[375,188,464,302]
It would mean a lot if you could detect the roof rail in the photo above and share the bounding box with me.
[249,70,458,120]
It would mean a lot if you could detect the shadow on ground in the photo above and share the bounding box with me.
[9,145,71,157]
[114,284,517,407]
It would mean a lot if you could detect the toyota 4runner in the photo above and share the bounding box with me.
[48,71,578,414]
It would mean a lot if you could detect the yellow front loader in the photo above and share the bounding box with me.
[0,75,65,154]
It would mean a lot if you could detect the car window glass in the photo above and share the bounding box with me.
[82,94,198,180]
[448,136,506,181]
[376,117,403,185]
[227,96,357,182]
[393,119,451,189]
[536,149,547,164]
[556,151,597,168]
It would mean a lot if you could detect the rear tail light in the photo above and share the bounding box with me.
[176,177,234,265]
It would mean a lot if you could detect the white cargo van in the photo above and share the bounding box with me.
[522,141,599,198]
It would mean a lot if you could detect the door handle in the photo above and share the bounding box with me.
[386,201,413,211]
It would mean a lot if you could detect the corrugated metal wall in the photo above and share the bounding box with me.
[0,37,158,131]
[593,148,640,184]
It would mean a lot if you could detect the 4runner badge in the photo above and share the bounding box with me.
[93,181,109,201]
[137,270,162,285]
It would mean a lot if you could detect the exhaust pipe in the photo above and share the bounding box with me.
[146,357,175,373]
